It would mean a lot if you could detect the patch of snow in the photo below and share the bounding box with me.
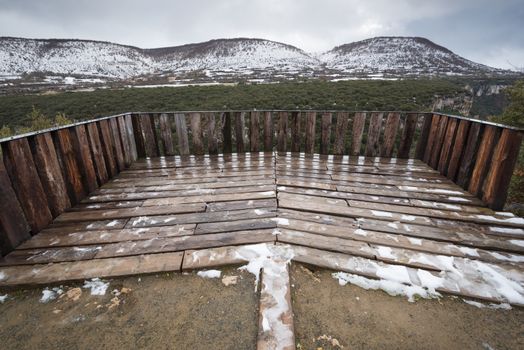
[371,210,393,218]
[0,294,8,303]
[354,228,367,236]
[457,246,480,257]
[83,278,109,295]
[509,240,524,247]
[0,271,6,281]
[401,215,417,221]
[254,209,267,215]
[489,227,524,235]
[463,299,512,310]
[271,218,289,226]
[476,215,524,225]
[40,287,63,303]
[376,246,396,259]
[447,196,471,203]
[106,220,121,227]
[407,237,423,245]
[197,269,222,279]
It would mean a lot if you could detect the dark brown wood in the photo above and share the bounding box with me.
[333,112,349,155]
[447,120,470,181]
[234,112,245,153]
[124,114,138,162]
[131,114,146,158]
[2,138,53,233]
[456,123,482,188]
[365,112,383,157]
[98,120,118,178]
[0,158,31,253]
[206,113,219,154]
[190,112,204,155]
[415,114,433,160]
[290,112,301,153]
[305,112,316,154]
[140,114,159,157]
[175,113,190,155]
[222,112,233,154]
[351,112,366,156]
[277,111,288,152]
[437,118,458,175]
[158,113,175,156]
[250,111,260,152]
[380,112,401,158]
[397,113,418,158]
[320,112,332,154]
[72,125,98,193]
[29,133,71,217]
[483,129,523,209]
[109,118,126,171]
[423,114,440,163]
[468,126,499,196]
[86,122,109,185]
[54,129,87,204]
[429,116,449,169]
[263,112,273,152]
[117,116,133,167]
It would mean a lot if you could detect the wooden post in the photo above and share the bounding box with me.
[333,112,349,155]
[415,114,432,160]
[131,113,146,158]
[446,120,470,181]
[365,112,383,157]
[437,118,458,175]
[158,113,175,156]
[222,112,233,154]
[290,112,301,153]
[124,114,138,162]
[380,112,400,158]
[305,112,316,154]
[234,112,245,153]
[109,118,126,171]
[468,126,500,197]
[429,115,449,169]
[351,112,366,156]
[97,120,118,178]
[456,123,482,188]
[72,124,99,193]
[117,116,133,167]
[86,122,109,185]
[175,113,190,155]
[263,112,273,152]
[190,112,204,155]
[422,114,440,164]
[320,112,332,154]
[397,113,418,159]
[277,112,288,152]
[250,111,260,153]
[207,113,219,155]
[140,114,159,157]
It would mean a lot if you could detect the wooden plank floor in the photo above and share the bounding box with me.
[1,152,524,305]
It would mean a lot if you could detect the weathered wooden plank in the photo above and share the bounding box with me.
[175,113,190,155]
[482,129,523,209]
[86,122,109,185]
[333,112,349,155]
[250,111,260,152]
[263,111,273,152]
[446,120,470,181]
[305,111,316,154]
[437,118,458,175]
[397,113,418,158]
[72,124,98,193]
[131,113,146,158]
[222,112,233,153]
[365,112,383,157]
[456,123,482,188]
[207,113,219,154]
[422,114,440,164]
[415,114,433,160]
[290,112,301,153]
[158,113,175,156]
[277,111,288,152]
[429,115,449,169]
[109,118,126,171]
[97,119,118,178]
[124,114,138,162]
[190,112,204,155]
[351,112,366,156]
[117,116,133,167]
[468,126,499,196]
[2,138,53,233]
[320,112,332,154]
[140,113,159,157]
[29,133,71,216]
[234,112,245,153]
[380,112,400,158]
[0,159,31,254]
[54,129,87,204]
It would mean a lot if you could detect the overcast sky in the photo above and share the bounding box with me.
[0,0,522,70]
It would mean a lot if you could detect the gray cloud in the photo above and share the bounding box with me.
[0,0,522,69]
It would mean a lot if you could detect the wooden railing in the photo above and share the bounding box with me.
[0,110,522,255]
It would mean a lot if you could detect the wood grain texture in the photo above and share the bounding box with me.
[98,119,118,178]
[264,112,273,152]
[222,112,232,153]
[456,122,482,188]
[190,112,204,155]
[124,114,138,162]
[207,113,219,154]
[415,114,433,160]
[277,111,288,152]
[365,112,383,157]
[54,129,87,204]
[468,125,499,196]
[158,113,175,156]
[250,111,260,152]
[380,112,400,158]
[397,113,418,158]
[86,122,109,185]
[131,113,146,158]
[429,115,449,169]
[234,112,245,153]
[140,114,159,157]
[175,113,190,155]
[446,119,470,181]
[351,112,366,156]
[437,118,458,175]
[109,118,126,171]
[305,112,316,154]
[320,112,332,154]
[423,114,440,164]
[72,124,98,192]
[333,112,349,155]
[117,116,133,166]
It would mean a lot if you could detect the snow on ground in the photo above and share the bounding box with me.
[197,270,222,279]
[39,287,64,303]
[83,278,110,295]
[0,294,8,303]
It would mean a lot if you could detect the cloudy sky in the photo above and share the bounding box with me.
[0,0,522,70]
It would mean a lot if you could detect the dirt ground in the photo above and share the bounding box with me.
[0,268,258,350]
[291,263,524,350]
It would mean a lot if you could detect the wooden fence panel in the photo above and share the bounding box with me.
[174,113,190,155]
[456,123,482,188]
[207,113,219,155]
[72,125,98,193]
[365,112,383,157]
[117,116,132,166]
[263,112,273,152]
[158,114,175,156]
[429,116,449,168]
[131,114,146,158]
[415,114,433,160]
[140,114,158,157]
[222,112,232,154]
[54,129,87,204]
[423,114,440,164]
[124,114,138,161]
[250,111,260,153]
[437,118,458,174]
[190,112,204,155]
[351,112,366,156]
[380,112,400,158]
[98,120,118,178]
[277,112,288,152]
[320,112,332,154]
[397,113,418,158]
[109,118,125,171]
[86,122,109,185]
[305,112,316,154]
[333,112,349,155]
[234,112,245,153]
[290,112,301,153]
[468,126,499,196]
[446,119,470,181]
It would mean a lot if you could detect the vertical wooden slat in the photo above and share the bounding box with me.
[351,112,366,156]
[437,118,458,175]
[447,120,470,181]
[207,113,219,155]
[234,112,245,153]
[175,113,190,156]
[54,129,87,204]
[277,112,288,152]
[320,112,332,155]
[109,118,126,171]
[30,133,71,217]
[117,116,133,167]
[263,112,273,152]
[468,126,500,197]
[483,129,523,210]
[125,114,138,162]
[86,122,109,185]
[305,112,316,154]
[333,112,349,155]
[365,112,383,157]
[397,113,418,159]
[98,120,118,178]
[415,114,433,160]
[140,114,159,157]
[380,112,401,158]
[290,112,301,153]
[456,123,482,188]
[190,112,204,155]
[72,124,98,193]
[131,114,146,158]
[429,116,449,169]
[0,156,31,252]
[222,112,233,154]
[158,114,175,156]
[422,114,440,163]
[250,111,260,152]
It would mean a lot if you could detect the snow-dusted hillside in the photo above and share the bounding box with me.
[320,37,502,76]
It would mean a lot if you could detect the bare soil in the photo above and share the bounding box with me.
[0,268,258,350]
[290,263,524,350]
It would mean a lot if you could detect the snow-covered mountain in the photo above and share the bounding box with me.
[0,36,514,87]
